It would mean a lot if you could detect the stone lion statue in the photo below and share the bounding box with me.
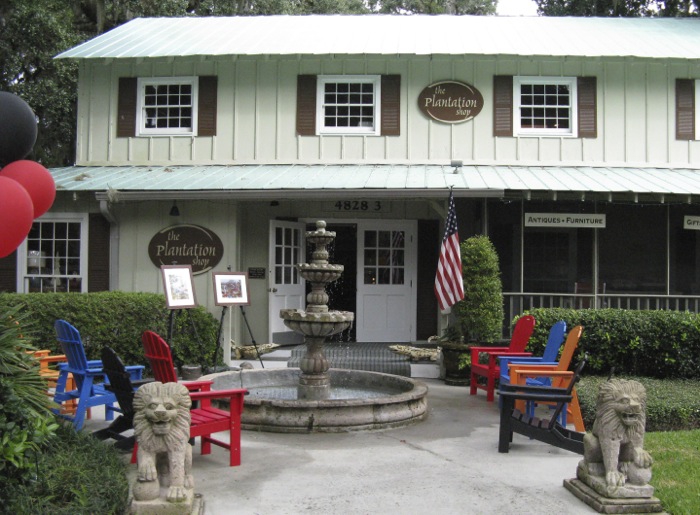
[132,381,193,503]
[577,379,654,498]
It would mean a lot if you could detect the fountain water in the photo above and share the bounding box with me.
[202,221,428,433]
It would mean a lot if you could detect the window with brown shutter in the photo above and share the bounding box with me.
[497,75,598,138]
[118,76,217,137]
[493,75,513,137]
[577,77,597,138]
[676,79,695,141]
[297,74,401,136]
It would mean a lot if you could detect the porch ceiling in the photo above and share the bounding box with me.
[49,164,700,203]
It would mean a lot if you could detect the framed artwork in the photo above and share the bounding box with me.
[212,272,250,306]
[161,265,197,309]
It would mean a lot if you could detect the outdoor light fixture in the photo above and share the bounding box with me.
[451,159,463,174]
[169,201,180,217]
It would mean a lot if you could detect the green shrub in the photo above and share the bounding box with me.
[0,292,220,373]
[454,235,504,343]
[2,423,130,514]
[522,307,700,378]
[0,307,59,489]
[578,376,700,432]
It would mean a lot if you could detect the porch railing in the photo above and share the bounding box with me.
[503,292,700,334]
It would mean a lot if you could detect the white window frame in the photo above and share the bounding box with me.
[514,76,578,137]
[16,213,89,293]
[136,77,199,136]
[316,75,381,136]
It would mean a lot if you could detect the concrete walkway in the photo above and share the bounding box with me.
[86,378,596,514]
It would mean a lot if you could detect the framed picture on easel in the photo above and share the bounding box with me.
[161,265,197,309]
[212,272,250,306]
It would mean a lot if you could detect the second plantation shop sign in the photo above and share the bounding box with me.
[417,81,484,123]
[148,224,224,275]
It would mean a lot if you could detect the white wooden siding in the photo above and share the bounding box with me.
[75,55,700,168]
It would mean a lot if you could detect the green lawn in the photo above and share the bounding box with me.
[645,429,700,514]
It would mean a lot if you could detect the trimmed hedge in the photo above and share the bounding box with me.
[521,308,700,379]
[0,292,221,373]
[578,376,700,432]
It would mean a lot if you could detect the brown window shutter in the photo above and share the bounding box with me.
[296,75,317,136]
[198,76,218,136]
[88,214,110,292]
[577,77,597,138]
[381,75,401,136]
[0,251,17,292]
[676,79,695,141]
[493,75,513,137]
[117,77,137,138]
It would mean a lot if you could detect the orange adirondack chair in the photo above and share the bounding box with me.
[469,314,536,402]
[30,349,80,416]
[507,325,585,432]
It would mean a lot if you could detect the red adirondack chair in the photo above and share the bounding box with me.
[141,330,213,392]
[469,314,536,402]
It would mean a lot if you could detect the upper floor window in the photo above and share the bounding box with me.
[494,75,596,139]
[118,76,217,138]
[514,77,577,137]
[297,75,400,137]
[316,76,381,135]
[17,213,88,293]
[136,77,198,136]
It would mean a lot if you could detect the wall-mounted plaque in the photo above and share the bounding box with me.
[417,80,484,124]
[148,224,224,275]
[248,267,266,279]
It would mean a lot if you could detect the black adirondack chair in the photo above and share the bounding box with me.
[92,346,151,451]
[498,357,587,454]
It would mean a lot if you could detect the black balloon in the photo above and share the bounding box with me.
[0,91,37,167]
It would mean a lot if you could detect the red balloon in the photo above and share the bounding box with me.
[0,160,56,218]
[0,176,34,258]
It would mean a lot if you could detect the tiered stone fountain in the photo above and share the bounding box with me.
[280,221,354,400]
[202,221,428,433]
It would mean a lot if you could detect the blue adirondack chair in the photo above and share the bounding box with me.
[498,320,567,386]
[53,319,144,430]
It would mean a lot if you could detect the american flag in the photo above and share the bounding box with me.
[434,191,464,311]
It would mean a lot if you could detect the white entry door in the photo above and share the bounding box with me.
[355,221,416,342]
[268,220,305,344]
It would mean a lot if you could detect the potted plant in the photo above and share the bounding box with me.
[440,234,504,385]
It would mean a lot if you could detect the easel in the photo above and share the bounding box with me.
[167,308,204,348]
[212,304,264,370]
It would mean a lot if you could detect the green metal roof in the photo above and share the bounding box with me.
[50,164,700,202]
[56,16,700,61]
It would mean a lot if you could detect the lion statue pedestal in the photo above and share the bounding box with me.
[564,379,663,514]
[129,382,204,515]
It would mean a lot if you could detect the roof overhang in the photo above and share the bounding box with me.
[49,164,700,204]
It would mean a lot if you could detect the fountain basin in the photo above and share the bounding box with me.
[281,309,354,337]
[201,368,429,433]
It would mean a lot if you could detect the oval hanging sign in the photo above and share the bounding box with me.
[417,80,484,124]
[148,224,224,275]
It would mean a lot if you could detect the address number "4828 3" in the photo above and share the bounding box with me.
[333,200,383,211]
